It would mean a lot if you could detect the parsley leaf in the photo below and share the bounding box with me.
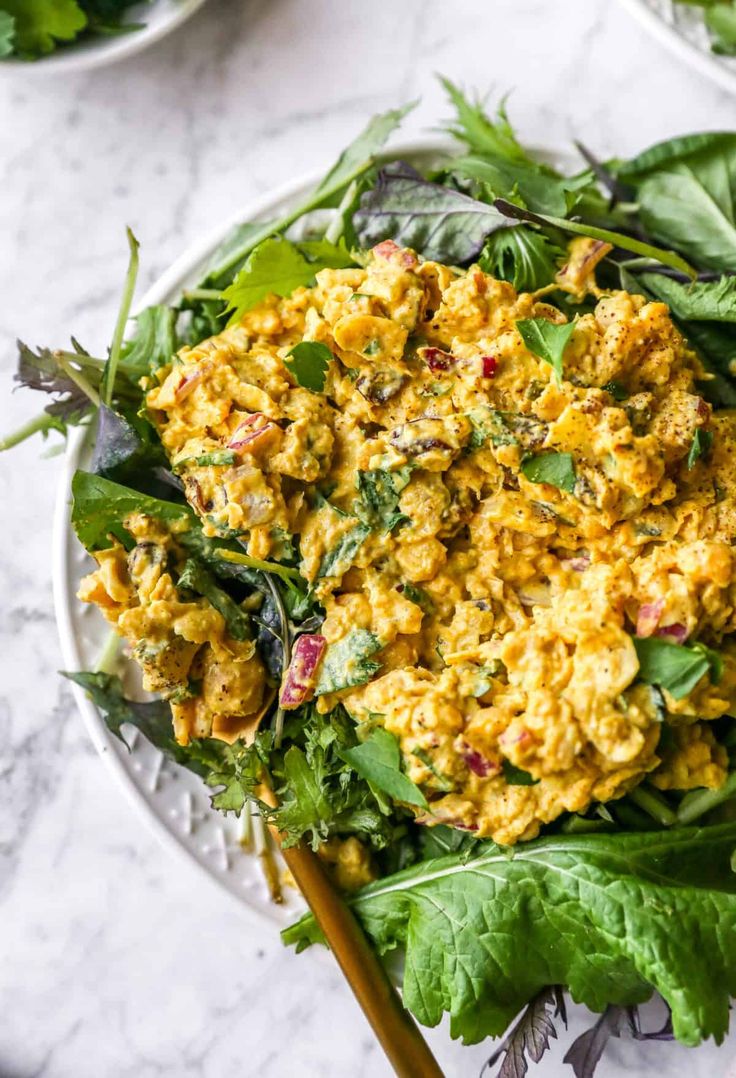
[315,629,382,695]
[687,428,714,468]
[633,637,722,700]
[284,822,736,1046]
[341,727,427,808]
[521,452,576,494]
[284,341,332,393]
[516,317,575,381]
[222,237,351,325]
[354,467,412,532]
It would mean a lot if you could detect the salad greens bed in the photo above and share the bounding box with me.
[0,0,144,59]
[8,79,736,1076]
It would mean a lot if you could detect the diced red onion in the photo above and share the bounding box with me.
[279,634,326,709]
[481,355,498,378]
[655,622,688,644]
[636,600,664,638]
[461,746,498,777]
[228,414,277,452]
[563,555,590,572]
[420,347,454,372]
[174,369,204,401]
[372,239,418,268]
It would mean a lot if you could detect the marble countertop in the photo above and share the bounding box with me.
[3,1,736,1075]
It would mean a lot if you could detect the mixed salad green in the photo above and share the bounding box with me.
[8,80,736,1076]
[0,0,144,59]
[674,0,736,53]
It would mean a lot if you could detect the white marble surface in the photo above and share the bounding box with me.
[3,1,736,1075]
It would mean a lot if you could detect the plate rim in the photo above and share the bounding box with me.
[617,0,736,96]
[0,0,209,75]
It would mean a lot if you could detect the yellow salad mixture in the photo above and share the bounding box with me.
[78,237,736,845]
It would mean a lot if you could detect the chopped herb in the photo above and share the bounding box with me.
[687,428,714,469]
[521,452,577,494]
[602,380,628,401]
[315,629,383,695]
[516,317,575,382]
[317,522,371,578]
[354,467,412,532]
[341,727,427,807]
[503,759,539,786]
[633,637,722,700]
[284,341,332,393]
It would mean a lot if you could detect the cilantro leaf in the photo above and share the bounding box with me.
[284,823,736,1046]
[341,728,427,808]
[687,428,714,468]
[516,317,575,381]
[284,341,332,393]
[222,237,351,325]
[633,637,721,699]
[177,559,252,642]
[354,467,412,532]
[1,0,86,56]
[317,522,371,579]
[521,452,576,494]
[315,629,382,695]
[0,11,15,54]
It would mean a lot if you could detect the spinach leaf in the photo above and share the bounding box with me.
[315,628,382,694]
[341,727,427,808]
[177,559,251,642]
[284,341,332,393]
[633,637,721,699]
[521,452,576,494]
[71,470,192,551]
[687,428,714,468]
[222,237,352,325]
[284,823,736,1046]
[516,317,575,380]
[354,162,511,264]
[619,133,736,271]
[480,227,562,293]
[354,467,412,532]
[317,522,371,578]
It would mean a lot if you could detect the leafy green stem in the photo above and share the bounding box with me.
[214,547,305,584]
[0,411,62,452]
[102,228,140,407]
[628,785,677,827]
[676,771,736,825]
[55,352,101,407]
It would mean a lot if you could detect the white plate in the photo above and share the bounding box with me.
[0,0,208,74]
[618,0,736,95]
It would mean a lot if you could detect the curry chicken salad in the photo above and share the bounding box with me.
[79,239,736,846]
[11,88,736,1071]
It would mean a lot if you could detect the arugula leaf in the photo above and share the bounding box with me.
[354,467,412,532]
[0,0,86,56]
[177,559,251,642]
[63,670,207,774]
[516,317,575,380]
[284,341,332,393]
[619,133,736,271]
[0,11,15,54]
[70,470,192,551]
[687,427,714,468]
[222,237,351,325]
[521,452,576,494]
[633,636,721,699]
[283,823,736,1046]
[354,162,511,264]
[341,727,427,808]
[315,628,382,695]
[480,227,562,293]
[317,522,371,579]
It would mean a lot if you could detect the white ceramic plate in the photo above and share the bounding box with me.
[618,0,736,95]
[0,0,208,74]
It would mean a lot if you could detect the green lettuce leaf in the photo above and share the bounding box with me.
[283,824,736,1047]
